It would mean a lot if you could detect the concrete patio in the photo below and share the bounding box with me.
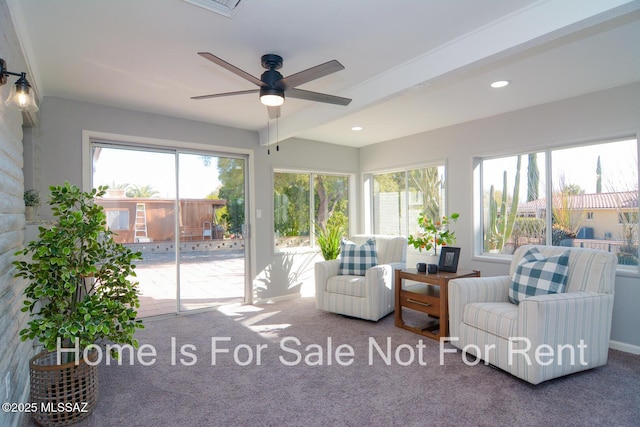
[133,247,246,318]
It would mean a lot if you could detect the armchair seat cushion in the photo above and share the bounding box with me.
[326,275,366,297]
[463,302,518,340]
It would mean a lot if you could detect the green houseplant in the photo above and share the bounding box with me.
[314,217,346,260]
[408,212,459,255]
[23,189,40,221]
[13,182,143,424]
[24,188,40,207]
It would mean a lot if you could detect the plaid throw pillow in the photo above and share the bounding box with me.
[509,247,570,304]
[339,238,378,276]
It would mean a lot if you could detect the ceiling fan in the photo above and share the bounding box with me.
[191,52,352,119]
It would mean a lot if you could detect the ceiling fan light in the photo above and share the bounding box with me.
[260,87,284,106]
[260,94,284,107]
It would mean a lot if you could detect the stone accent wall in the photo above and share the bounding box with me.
[0,1,37,426]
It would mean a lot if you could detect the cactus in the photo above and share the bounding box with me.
[485,156,521,252]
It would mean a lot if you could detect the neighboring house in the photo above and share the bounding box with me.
[517,191,638,248]
[96,196,227,244]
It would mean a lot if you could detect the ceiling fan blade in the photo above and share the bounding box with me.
[267,106,281,120]
[198,52,264,87]
[286,88,351,106]
[279,60,345,89]
[191,89,258,100]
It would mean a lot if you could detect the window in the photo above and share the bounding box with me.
[372,164,446,237]
[274,171,349,250]
[106,209,130,231]
[481,152,547,252]
[478,138,638,268]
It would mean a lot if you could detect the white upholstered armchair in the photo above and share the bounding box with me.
[448,245,617,385]
[315,235,407,321]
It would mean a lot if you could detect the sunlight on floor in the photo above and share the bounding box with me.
[219,303,292,337]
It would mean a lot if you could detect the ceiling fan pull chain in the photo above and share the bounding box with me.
[267,117,271,155]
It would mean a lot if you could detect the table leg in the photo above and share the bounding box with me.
[394,269,402,327]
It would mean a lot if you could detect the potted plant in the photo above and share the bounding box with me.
[314,216,346,260]
[13,182,143,425]
[408,212,459,256]
[23,189,40,221]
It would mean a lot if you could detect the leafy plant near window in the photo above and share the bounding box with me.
[372,165,445,237]
[217,157,245,236]
[274,171,349,250]
[408,212,459,255]
[14,182,144,358]
[485,156,521,252]
[274,173,310,239]
[314,215,346,260]
[23,189,40,207]
[551,181,586,245]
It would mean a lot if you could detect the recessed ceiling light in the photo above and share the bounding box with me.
[351,126,363,131]
[490,80,510,88]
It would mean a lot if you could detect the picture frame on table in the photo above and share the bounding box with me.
[438,247,460,273]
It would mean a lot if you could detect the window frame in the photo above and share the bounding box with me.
[272,168,354,253]
[105,208,130,231]
[366,160,448,241]
[474,136,640,274]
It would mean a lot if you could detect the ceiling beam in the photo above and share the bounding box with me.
[259,0,640,146]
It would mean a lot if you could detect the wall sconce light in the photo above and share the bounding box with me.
[0,58,39,112]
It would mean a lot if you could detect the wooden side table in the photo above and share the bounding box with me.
[395,269,480,340]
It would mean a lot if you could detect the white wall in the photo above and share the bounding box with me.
[360,82,640,350]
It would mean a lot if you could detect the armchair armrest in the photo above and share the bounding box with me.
[449,275,511,305]
[387,261,406,272]
[364,264,393,289]
[362,262,400,317]
[364,262,405,292]
[448,275,511,340]
[314,259,341,294]
[518,291,614,357]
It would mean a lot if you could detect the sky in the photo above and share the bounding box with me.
[482,138,638,197]
[92,147,223,199]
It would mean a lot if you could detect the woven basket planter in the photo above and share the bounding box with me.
[29,350,98,426]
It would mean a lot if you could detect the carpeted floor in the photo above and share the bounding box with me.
[22,297,640,426]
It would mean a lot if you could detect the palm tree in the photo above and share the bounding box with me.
[126,184,160,198]
[109,182,130,190]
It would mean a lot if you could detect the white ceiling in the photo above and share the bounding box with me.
[8,0,640,148]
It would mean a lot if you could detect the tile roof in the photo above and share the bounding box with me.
[518,191,638,211]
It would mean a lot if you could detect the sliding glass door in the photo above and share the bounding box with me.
[91,144,247,317]
[177,153,246,312]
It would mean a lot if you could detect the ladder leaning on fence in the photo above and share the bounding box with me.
[134,203,151,243]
